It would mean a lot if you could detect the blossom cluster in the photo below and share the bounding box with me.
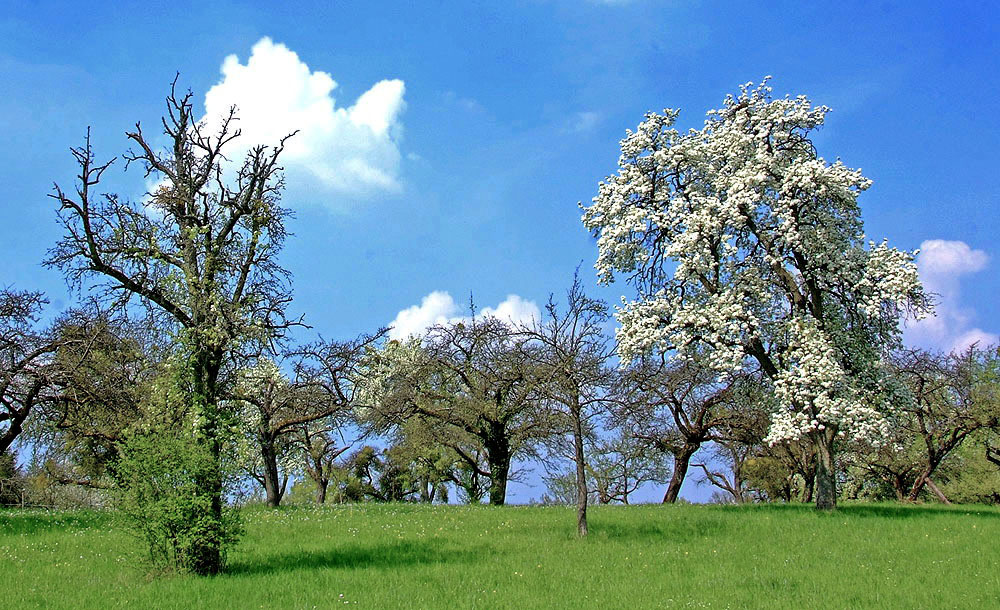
[582,79,932,446]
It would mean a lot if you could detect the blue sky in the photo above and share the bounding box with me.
[2,0,998,501]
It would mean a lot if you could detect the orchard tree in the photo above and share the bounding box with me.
[359,318,556,505]
[582,80,930,509]
[619,357,740,503]
[881,347,999,502]
[521,275,615,535]
[290,417,352,504]
[36,312,156,487]
[231,359,299,507]
[46,83,296,573]
[587,428,671,505]
[1,289,61,454]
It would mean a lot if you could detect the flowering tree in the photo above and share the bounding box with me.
[582,80,930,509]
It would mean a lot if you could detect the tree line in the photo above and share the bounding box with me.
[2,78,999,575]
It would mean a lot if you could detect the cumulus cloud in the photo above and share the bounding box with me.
[906,239,997,353]
[201,37,406,204]
[388,292,541,340]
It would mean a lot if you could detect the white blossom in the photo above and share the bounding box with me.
[582,79,932,446]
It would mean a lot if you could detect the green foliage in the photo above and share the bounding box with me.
[0,449,23,505]
[940,437,1000,504]
[742,456,793,502]
[112,431,242,573]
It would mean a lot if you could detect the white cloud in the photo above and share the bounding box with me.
[202,37,406,205]
[388,291,540,340]
[388,291,460,341]
[480,294,540,327]
[905,239,997,352]
[916,239,988,276]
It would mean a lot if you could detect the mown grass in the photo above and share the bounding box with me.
[2,502,998,608]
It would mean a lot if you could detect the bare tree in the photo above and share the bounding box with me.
[1,289,61,454]
[520,275,615,534]
[46,83,297,574]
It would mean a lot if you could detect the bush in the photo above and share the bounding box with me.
[112,432,242,572]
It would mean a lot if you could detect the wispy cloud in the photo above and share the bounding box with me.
[564,111,601,133]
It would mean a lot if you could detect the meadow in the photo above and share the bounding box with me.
[2,502,998,609]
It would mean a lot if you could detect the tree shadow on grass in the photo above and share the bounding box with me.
[836,503,999,520]
[227,539,489,576]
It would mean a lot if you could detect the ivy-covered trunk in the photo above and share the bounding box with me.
[485,435,511,506]
[188,347,226,575]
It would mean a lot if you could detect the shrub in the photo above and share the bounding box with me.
[112,431,242,572]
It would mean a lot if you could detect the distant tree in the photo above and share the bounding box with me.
[619,358,739,504]
[47,83,297,573]
[695,376,777,503]
[855,347,1000,503]
[0,448,24,505]
[588,429,671,505]
[1,289,62,454]
[359,318,556,505]
[521,275,615,535]
[35,312,160,488]
[899,347,999,502]
[582,80,930,509]
[291,418,352,504]
[939,430,1000,504]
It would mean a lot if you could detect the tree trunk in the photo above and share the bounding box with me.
[801,471,814,503]
[924,477,951,505]
[813,428,837,510]
[260,435,283,507]
[315,478,328,504]
[907,456,944,502]
[485,437,511,506]
[187,349,225,575]
[571,405,588,536]
[662,444,697,504]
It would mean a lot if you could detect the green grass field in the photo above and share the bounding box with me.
[2,502,998,609]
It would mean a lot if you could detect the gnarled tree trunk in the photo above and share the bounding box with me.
[662,443,698,504]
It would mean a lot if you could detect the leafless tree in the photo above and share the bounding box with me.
[519,275,615,535]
